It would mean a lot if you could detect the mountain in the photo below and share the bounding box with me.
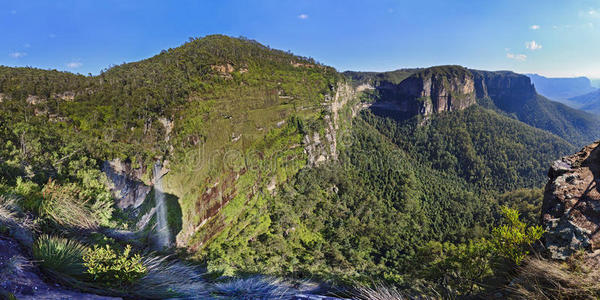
[353,66,600,146]
[1,35,600,297]
[569,89,600,115]
[526,73,597,101]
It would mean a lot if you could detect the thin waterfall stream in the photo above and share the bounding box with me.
[153,162,170,249]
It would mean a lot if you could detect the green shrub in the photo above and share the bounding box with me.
[83,244,146,287]
[33,235,87,277]
[13,177,42,213]
[490,206,544,265]
[415,240,494,295]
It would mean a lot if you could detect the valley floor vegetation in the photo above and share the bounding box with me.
[0,105,571,298]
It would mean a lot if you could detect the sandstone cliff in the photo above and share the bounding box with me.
[369,66,536,118]
[395,66,477,115]
[471,70,537,112]
[541,141,600,259]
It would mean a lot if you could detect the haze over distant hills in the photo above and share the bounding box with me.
[526,73,597,101]
[569,89,600,115]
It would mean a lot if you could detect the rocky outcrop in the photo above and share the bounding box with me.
[304,82,361,165]
[472,70,536,111]
[51,91,77,101]
[394,66,477,116]
[541,141,600,259]
[102,160,151,209]
[369,66,537,118]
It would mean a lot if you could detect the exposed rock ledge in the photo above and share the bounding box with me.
[541,141,600,259]
[102,160,151,209]
[0,235,118,299]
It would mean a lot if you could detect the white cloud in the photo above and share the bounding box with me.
[298,14,308,19]
[9,52,26,58]
[580,9,600,18]
[530,25,540,30]
[525,40,542,50]
[506,52,527,61]
[66,61,83,68]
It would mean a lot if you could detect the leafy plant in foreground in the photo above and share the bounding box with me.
[83,244,146,287]
[490,206,544,265]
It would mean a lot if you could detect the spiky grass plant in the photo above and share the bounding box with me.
[32,235,88,277]
[0,194,35,247]
[0,194,20,220]
[507,257,600,299]
[212,276,296,299]
[4,255,30,275]
[353,283,445,300]
[0,255,31,284]
[354,284,409,300]
[128,255,211,299]
[40,182,100,231]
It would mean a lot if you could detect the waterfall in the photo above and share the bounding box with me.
[153,162,170,249]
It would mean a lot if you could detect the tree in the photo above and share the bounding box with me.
[490,206,544,265]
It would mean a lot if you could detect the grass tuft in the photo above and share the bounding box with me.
[0,194,20,220]
[130,255,210,299]
[212,276,296,299]
[0,255,31,281]
[0,194,35,247]
[32,234,88,277]
[507,256,600,299]
[40,182,100,231]
[352,283,444,300]
[354,284,410,300]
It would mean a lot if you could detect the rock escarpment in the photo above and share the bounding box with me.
[304,82,360,165]
[541,141,600,259]
[102,160,151,209]
[472,70,536,112]
[370,66,536,118]
[395,66,477,115]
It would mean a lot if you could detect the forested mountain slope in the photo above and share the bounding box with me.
[569,88,600,115]
[217,106,576,284]
[349,66,600,146]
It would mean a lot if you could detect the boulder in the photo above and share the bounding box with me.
[541,141,600,259]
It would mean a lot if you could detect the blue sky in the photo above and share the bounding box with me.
[2,0,600,78]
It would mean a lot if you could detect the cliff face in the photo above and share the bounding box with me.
[391,66,477,116]
[304,82,361,165]
[541,141,600,259]
[472,70,536,112]
[371,66,536,118]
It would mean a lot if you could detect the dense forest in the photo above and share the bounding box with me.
[201,107,574,291]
